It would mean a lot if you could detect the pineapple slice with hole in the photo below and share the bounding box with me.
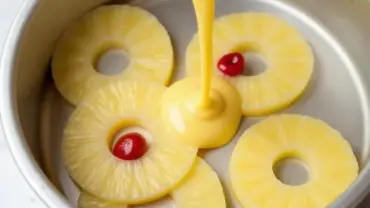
[52,5,174,105]
[186,13,314,116]
[78,157,225,208]
[230,114,358,208]
[62,81,197,204]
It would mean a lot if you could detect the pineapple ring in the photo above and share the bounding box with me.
[186,13,314,116]
[78,157,226,208]
[62,81,197,204]
[52,5,174,105]
[230,114,358,208]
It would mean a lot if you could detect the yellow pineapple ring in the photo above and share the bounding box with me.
[52,5,174,105]
[78,157,225,208]
[186,13,314,116]
[62,81,197,204]
[230,114,358,208]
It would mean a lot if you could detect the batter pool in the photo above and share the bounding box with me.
[161,76,242,148]
[230,114,358,208]
[62,81,197,204]
[186,13,314,116]
[52,5,174,105]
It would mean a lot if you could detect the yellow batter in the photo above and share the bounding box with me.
[161,0,242,148]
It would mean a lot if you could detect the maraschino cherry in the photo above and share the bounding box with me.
[217,52,245,76]
[112,132,148,160]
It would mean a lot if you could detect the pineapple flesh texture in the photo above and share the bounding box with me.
[62,81,197,204]
[78,157,226,208]
[172,157,226,208]
[186,13,314,116]
[52,5,174,105]
[230,114,358,208]
[79,193,127,208]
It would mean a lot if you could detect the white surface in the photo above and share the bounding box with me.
[0,0,47,207]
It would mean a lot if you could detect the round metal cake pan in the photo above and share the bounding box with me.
[2,0,370,207]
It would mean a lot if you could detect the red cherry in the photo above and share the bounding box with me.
[217,52,245,76]
[112,133,148,160]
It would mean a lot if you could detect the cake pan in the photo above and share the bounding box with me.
[2,0,370,207]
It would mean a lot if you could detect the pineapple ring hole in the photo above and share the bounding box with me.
[231,44,268,76]
[242,52,267,76]
[109,126,153,153]
[273,157,310,186]
[94,48,130,76]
